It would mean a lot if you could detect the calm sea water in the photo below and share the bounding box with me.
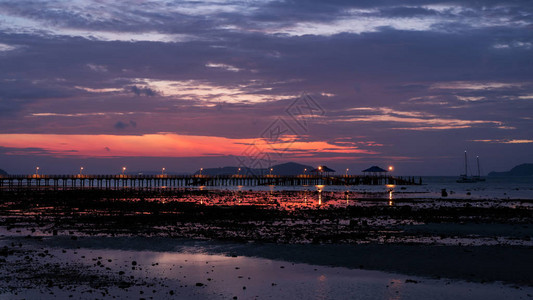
[200,176,533,200]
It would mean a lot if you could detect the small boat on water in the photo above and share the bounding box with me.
[457,174,477,183]
[457,151,485,183]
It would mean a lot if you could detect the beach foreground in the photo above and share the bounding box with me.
[1,236,533,300]
[1,188,532,299]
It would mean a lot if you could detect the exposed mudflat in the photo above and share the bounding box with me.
[0,188,532,298]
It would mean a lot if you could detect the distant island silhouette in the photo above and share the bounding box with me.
[488,163,533,177]
[0,168,8,176]
[194,162,314,176]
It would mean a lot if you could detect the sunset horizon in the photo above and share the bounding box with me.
[1,1,532,298]
[1,1,532,176]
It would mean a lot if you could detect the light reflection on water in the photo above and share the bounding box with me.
[10,178,531,211]
[387,279,404,300]
[80,248,404,299]
[316,185,324,206]
[33,244,530,300]
[92,187,532,211]
[191,176,533,200]
[315,274,330,300]
[1,235,531,299]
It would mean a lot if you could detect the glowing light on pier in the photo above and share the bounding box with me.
[388,166,394,171]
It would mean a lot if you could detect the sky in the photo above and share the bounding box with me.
[0,0,532,175]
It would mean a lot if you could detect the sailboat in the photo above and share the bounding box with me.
[472,156,486,182]
[457,151,477,183]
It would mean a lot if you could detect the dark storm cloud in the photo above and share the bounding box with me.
[0,78,72,100]
[114,120,137,130]
[0,146,78,156]
[0,1,231,37]
[114,121,128,130]
[0,146,51,155]
[130,85,158,96]
[1,0,531,38]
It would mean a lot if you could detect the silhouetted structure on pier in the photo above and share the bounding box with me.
[0,174,421,190]
[362,166,388,176]
[310,165,336,176]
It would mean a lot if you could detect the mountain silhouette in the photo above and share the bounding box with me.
[268,162,315,175]
[194,162,315,176]
[488,163,533,176]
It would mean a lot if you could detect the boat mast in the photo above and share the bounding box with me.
[477,156,480,177]
[464,150,468,176]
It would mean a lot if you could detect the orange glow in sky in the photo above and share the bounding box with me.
[0,133,373,158]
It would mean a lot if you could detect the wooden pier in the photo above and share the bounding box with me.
[0,174,421,190]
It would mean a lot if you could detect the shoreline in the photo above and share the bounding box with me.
[3,235,532,286]
[3,238,531,300]
[1,188,532,297]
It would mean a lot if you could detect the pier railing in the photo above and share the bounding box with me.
[0,174,421,190]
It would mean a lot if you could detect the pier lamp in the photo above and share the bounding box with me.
[122,167,126,175]
[237,168,241,175]
[304,168,307,175]
[346,168,349,176]
[318,166,322,172]
[270,168,273,175]
[80,167,84,176]
[162,167,165,175]
[388,166,394,172]
[200,168,203,176]
[35,167,39,176]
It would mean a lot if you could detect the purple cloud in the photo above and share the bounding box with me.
[0,0,532,174]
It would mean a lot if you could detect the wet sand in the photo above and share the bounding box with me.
[0,188,532,298]
[1,236,533,299]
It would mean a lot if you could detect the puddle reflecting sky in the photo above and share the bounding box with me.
[3,241,530,300]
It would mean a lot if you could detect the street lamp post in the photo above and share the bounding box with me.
[304,168,307,175]
[80,167,84,176]
[35,167,39,176]
[162,167,165,175]
[269,168,273,176]
[200,168,203,176]
[122,167,126,175]
[345,168,349,176]
[237,168,241,175]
